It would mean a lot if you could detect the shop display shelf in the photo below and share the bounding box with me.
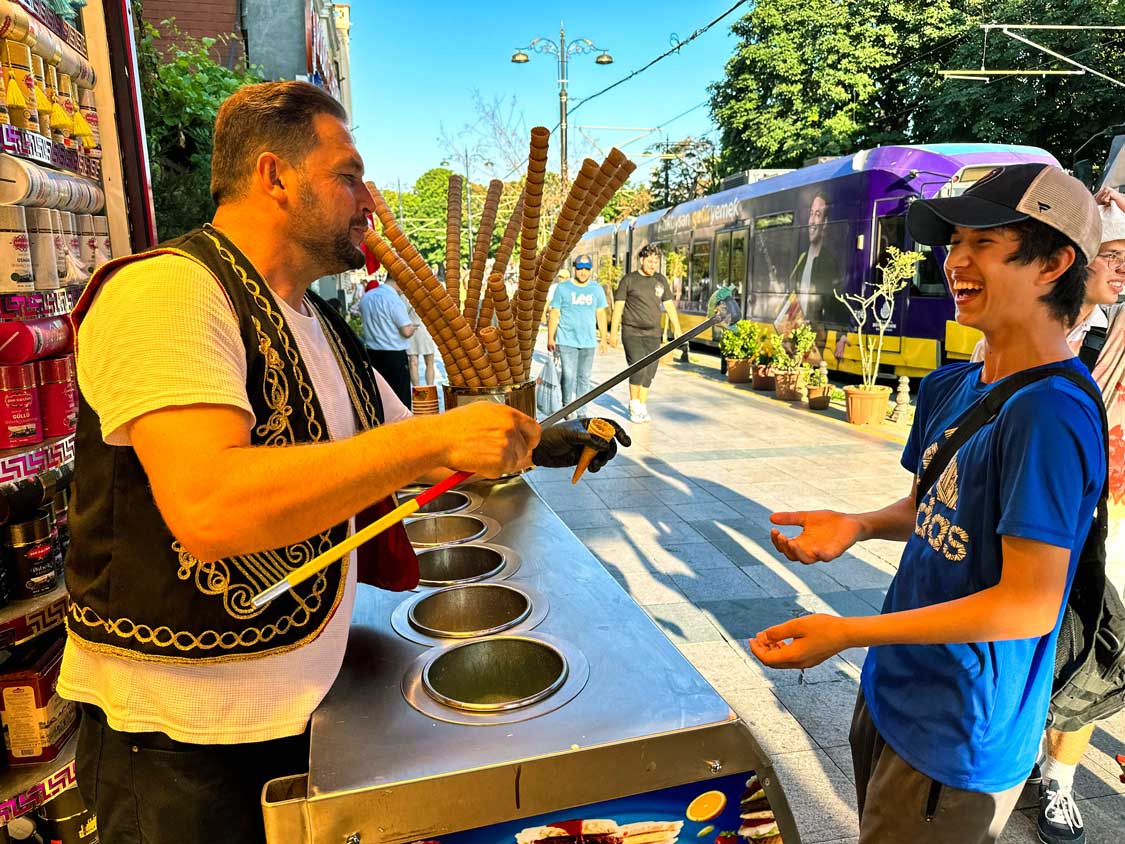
[0,728,78,827]
[14,1,89,59]
[0,435,74,494]
[1,125,101,183]
[0,582,67,648]
[0,286,83,322]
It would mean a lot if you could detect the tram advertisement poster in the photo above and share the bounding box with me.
[409,770,785,844]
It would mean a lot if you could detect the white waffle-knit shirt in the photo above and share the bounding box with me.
[58,252,409,744]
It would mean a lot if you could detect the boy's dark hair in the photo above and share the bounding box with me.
[1003,218,1087,326]
[637,243,661,260]
[211,81,349,205]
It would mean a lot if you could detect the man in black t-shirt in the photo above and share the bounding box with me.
[610,243,683,423]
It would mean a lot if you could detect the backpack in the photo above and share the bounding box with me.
[915,366,1125,731]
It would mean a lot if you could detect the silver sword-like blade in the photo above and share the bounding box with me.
[540,315,720,427]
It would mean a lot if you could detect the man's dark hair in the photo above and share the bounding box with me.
[210,81,349,205]
[638,243,661,260]
[812,190,830,207]
[1002,218,1088,326]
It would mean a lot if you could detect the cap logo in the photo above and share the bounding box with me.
[1037,201,1051,212]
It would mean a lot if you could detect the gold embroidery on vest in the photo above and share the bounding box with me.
[252,315,294,443]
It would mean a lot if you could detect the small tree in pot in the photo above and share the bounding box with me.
[719,320,761,383]
[752,330,777,390]
[834,247,923,425]
[773,323,816,401]
[804,363,831,410]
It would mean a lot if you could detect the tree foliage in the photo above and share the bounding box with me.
[134,3,262,239]
[647,137,719,207]
[709,0,1124,175]
[601,183,654,223]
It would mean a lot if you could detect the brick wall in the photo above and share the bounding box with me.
[140,0,245,68]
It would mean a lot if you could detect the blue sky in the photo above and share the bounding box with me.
[347,0,744,192]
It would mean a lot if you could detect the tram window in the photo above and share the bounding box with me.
[750,225,798,321]
[689,241,712,310]
[730,231,747,293]
[716,233,731,285]
[911,245,948,297]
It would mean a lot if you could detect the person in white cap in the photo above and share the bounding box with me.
[753,163,1107,844]
[1031,187,1125,844]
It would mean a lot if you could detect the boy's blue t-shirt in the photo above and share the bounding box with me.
[550,281,607,349]
[861,358,1105,792]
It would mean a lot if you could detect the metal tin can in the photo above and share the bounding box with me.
[0,362,41,448]
[36,355,76,437]
[5,514,56,598]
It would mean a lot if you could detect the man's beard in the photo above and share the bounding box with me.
[291,181,366,273]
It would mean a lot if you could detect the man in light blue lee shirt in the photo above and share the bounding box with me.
[547,254,608,415]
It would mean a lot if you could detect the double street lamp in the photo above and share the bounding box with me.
[512,24,613,188]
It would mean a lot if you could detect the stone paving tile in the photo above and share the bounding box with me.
[640,542,740,578]
[572,520,708,549]
[1066,794,1125,843]
[998,811,1040,844]
[773,680,862,749]
[584,477,651,497]
[677,641,772,697]
[822,745,856,785]
[600,560,685,606]
[699,592,882,640]
[721,687,819,757]
[533,482,604,510]
[671,567,768,603]
[742,561,854,597]
[674,501,744,522]
[643,602,725,644]
[598,491,679,512]
[552,508,618,530]
[769,749,860,843]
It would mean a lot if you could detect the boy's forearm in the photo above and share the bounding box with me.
[854,495,917,542]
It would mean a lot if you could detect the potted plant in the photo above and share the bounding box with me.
[834,247,923,426]
[773,323,815,401]
[751,332,777,390]
[804,365,831,410]
[718,320,761,383]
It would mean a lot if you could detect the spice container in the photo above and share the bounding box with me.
[0,317,72,365]
[0,204,34,292]
[5,514,55,598]
[0,362,41,448]
[25,207,57,290]
[36,355,76,437]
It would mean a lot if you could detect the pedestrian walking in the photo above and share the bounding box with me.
[753,164,1107,844]
[610,243,683,423]
[404,293,438,388]
[547,253,608,415]
[360,276,414,406]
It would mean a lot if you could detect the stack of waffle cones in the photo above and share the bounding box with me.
[365,128,635,388]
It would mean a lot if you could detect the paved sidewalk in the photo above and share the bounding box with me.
[526,345,1125,844]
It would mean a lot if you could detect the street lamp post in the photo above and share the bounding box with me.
[512,23,612,188]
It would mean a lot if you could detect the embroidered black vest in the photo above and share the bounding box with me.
[65,225,392,663]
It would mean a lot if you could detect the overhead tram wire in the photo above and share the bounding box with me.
[501,0,750,181]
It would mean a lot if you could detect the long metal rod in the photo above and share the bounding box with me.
[541,315,718,426]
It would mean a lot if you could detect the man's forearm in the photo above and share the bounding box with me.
[611,303,624,336]
[188,417,450,560]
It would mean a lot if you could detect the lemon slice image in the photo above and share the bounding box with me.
[696,826,715,837]
[686,790,726,822]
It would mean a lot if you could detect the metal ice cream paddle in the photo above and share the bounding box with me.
[250,316,718,608]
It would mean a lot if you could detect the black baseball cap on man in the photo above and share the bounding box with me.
[906,163,1101,262]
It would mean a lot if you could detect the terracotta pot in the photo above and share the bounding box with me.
[844,385,891,426]
[806,384,831,410]
[774,369,801,401]
[751,364,776,391]
[726,358,752,383]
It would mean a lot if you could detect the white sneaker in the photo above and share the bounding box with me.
[629,399,645,423]
[636,403,652,423]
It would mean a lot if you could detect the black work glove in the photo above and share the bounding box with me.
[532,418,632,472]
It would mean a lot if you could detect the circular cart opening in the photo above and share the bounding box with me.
[422,637,569,712]
[399,489,472,516]
[406,515,488,547]
[409,583,532,639]
[416,545,505,586]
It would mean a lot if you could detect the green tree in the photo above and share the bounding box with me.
[134,3,262,239]
[600,183,654,223]
[911,1,1125,172]
[709,0,977,171]
[647,137,719,207]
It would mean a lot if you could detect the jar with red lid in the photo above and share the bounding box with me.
[36,355,76,438]
[0,363,42,449]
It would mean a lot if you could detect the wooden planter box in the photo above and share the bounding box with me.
[774,369,801,401]
[806,384,831,410]
[751,364,776,391]
[726,358,752,383]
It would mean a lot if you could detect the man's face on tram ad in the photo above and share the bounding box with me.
[287,113,373,274]
[808,195,828,246]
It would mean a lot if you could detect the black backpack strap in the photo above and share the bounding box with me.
[1079,324,1108,371]
[916,366,1108,508]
